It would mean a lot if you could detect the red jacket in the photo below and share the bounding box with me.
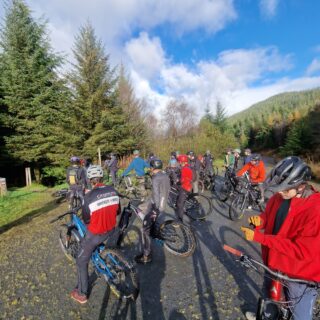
[180,165,193,192]
[237,161,266,183]
[254,192,320,281]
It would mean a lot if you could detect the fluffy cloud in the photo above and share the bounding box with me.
[306,58,320,76]
[260,0,279,18]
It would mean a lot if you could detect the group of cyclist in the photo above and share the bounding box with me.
[64,149,320,320]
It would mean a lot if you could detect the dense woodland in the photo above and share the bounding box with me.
[0,1,319,186]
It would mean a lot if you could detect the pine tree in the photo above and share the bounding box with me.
[0,0,75,167]
[68,22,117,151]
[212,101,228,132]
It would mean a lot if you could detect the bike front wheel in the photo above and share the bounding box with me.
[160,220,196,257]
[59,225,81,261]
[229,193,247,221]
[184,194,212,220]
[102,249,139,301]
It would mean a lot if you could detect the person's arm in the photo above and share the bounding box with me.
[122,159,134,176]
[254,206,320,261]
[236,163,249,177]
[152,176,160,209]
[82,201,91,224]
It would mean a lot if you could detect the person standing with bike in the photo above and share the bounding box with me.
[203,150,214,176]
[187,151,201,195]
[175,155,193,222]
[236,154,266,204]
[135,159,170,264]
[122,150,150,198]
[241,156,320,320]
[71,165,121,304]
[66,156,87,208]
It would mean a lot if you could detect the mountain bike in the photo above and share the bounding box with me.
[198,169,217,193]
[228,174,265,220]
[117,198,196,257]
[118,175,148,199]
[52,188,69,204]
[50,208,139,300]
[214,165,238,202]
[167,186,212,220]
[224,245,320,319]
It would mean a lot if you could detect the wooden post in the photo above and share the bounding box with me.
[98,147,101,166]
[0,178,7,196]
[25,167,32,186]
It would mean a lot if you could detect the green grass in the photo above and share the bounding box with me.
[0,184,59,228]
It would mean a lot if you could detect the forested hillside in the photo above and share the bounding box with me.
[228,89,320,161]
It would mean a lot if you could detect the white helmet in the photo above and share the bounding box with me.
[87,165,103,179]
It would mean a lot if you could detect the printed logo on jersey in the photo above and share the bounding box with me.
[89,196,119,213]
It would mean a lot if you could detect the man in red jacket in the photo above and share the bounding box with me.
[176,154,193,222]
[241,156,320,320]
[237,153,266,203]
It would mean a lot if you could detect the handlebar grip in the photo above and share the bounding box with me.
[223,244,243,257]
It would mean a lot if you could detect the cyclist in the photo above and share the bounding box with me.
[71,165,120,304]
[243,148,252,165]
[236,154,266,204]
[175,155,193,222]
[166,158,180,187]
[135,159,170,264]
[224,148,235,168]
[108,153,118,186]
[203,150,214,176]
[241,156,320,320]
[187,151,201,194]
[122,150,150,197]
[66,156,87,207]
[233,148,241,170]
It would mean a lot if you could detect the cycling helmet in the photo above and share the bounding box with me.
[177,155,188,163]
[187,151,195,156]
[150,159,163,169]
[251,154,261,161]
[133,150,140,155]
[264,156,311,192]
[206,150,211,155]
[171,151,177,158]
[70,156,80,163]
[233,149,241,154]
[87,165,104,179]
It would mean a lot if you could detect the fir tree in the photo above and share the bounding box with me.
[212,101,228,132]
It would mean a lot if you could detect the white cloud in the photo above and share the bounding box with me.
[306,58,320,76]
[260,0,279,18]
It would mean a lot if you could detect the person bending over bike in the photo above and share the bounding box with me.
[175,155,193,222]
[66,156,87,207]
[122,150,150,198]
[236,154,266,204]
[241,156,320,320]
[135,159,170,264]
[71,165,120,304]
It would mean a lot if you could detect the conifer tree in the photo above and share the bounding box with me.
[212,101,228,132]
[0,0,75,167]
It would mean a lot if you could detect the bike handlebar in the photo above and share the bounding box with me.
[224,245,319,287]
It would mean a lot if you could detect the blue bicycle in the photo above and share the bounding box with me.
[50,208,139,300]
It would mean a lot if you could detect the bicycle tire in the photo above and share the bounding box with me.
[184,194,211,220]
[229,193,247,221]
[160,220,196,257]
[102,249,139,301]
[59,225,81,261]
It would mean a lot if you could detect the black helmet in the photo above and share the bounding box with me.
[187,151,195,156]
[251,154,261,161]
[150,159,163,170]
[264,156,311,192]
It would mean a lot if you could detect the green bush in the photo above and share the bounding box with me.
[41,166,66,186]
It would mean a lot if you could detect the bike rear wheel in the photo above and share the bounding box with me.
[59,225,81,261]
[184,194,211,220]
[229,193,247,220]
[160,220,196,257]
[102,249,139,300]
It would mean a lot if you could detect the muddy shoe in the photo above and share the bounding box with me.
[71,289,88,304]
[245,311,256,320]
[134,253,152,264]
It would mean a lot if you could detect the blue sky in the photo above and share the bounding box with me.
[2,0,320,116]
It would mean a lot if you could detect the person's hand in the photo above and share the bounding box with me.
[248,215,262,227]
[241,227,254,241]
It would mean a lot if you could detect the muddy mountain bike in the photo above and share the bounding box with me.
[228,174,265,221]
[224,245,320,320]
[50,208,139,300]
[167,186,212,221]
[117,198,196,257]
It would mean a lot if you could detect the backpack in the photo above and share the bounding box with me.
[68,167,80,185]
